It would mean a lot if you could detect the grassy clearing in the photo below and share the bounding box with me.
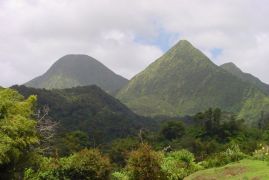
[185,159,269,180]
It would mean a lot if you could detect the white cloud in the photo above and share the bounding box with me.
[1,0,269,87]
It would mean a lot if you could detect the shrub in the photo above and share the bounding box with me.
[111,171,130,180]
[24,148,111,180]
[253,144,269,161]
[24,156,68,180]
[127,144,165,180]
[161,150,202,180]
[203,144,247,168]
[67,149,111,180]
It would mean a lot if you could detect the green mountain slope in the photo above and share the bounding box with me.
[12,85,156,144]
[221,62,269,94]
[25,54,128,94]
[117,40,268,119]
[239,93,269,124]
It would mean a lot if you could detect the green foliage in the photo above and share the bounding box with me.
[56,130,90,156]
[253,144,269,161]
[25,148,111,180]
[24,156,68,180]
[67,149,111,180]
[161,121,185,141]
[161,150,202,180]
[126,144,165,180]
[112,146,202,180]
[203,144,247,168]
[0,88,39,178]
[109,137,139,167]
[193,108,245,142]
[111,171,130,180]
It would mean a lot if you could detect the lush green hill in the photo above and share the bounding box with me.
[117,40,267,119]
[221,62,269,95]
[185,159,269,180]
[25,54,128,94]
[12,85,156,145]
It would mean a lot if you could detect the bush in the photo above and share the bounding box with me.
[111,171,130,180]
[126,144,165,180]
[253,144,269,161]
[203,144,247,168]
[161,150,202,180]
[24,156,68,180]
[24,148,111,180]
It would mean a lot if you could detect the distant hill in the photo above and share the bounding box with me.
[12,85,156,144]
[117,40,268,122]
[221,62,269,95]
[25,54,128,94]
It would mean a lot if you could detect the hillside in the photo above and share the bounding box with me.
[25,54,128,94]
[185,159,269,179]
[117,40,267,119]
[12,85,155,144]
[221,62,269,94]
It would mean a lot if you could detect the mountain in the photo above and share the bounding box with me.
[117,40,268,120]
[25,54,128,94]
[12,85,156,144]
[220,62,269,94]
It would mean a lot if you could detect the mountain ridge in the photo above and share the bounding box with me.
[12,85,156,144]
[220,62,269,94]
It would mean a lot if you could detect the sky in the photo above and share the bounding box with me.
[1,0,269,87]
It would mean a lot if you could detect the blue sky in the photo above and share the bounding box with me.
[134,27,180,52]
[210,48,223,59]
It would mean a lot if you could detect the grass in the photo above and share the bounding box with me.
[185,159,269,180]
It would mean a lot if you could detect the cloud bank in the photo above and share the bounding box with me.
[1,0,269,86]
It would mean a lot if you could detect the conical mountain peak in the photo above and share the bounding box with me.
[117,40,266,118]
[54,54,100,64]
[160,39,216,68]
[168,39,197,54]
[25,54,128,93]
[173,39,194,49]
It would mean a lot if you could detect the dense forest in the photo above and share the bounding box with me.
[1,86,269,179]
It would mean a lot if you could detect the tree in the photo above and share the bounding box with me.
[36,105,58,156]
[109,137,139,167]
[57,130,90,156]
[127,144,165,180]
[161,121,185,141]
[67,148,111,180]
[0,88,39,179]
